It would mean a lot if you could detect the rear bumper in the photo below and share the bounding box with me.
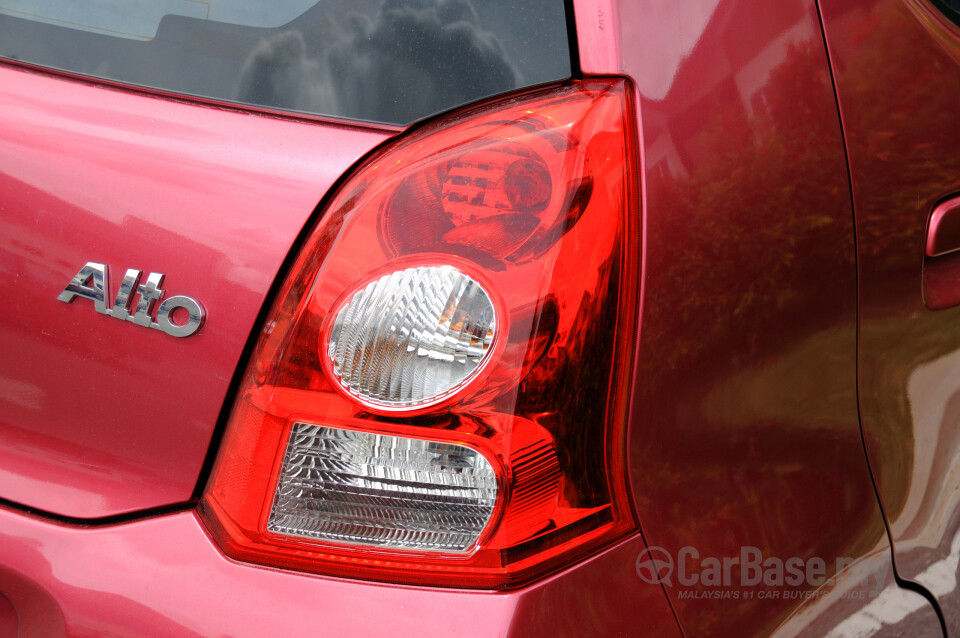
[0,505,679,637]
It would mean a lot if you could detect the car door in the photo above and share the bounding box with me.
[575,0,946,634]
[819,0,960,632]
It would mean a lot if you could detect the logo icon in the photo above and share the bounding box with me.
[58,262,205,338]
[635,546,674,586]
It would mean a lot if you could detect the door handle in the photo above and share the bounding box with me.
[924,197,960,309]
[927,198,960,257]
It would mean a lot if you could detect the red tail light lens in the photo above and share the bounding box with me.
[200,79,640,589]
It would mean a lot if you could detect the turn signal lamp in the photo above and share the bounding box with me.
[200,80,640,589]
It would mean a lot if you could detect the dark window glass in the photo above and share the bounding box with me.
[934,0,960,20]
[0,0,571,125]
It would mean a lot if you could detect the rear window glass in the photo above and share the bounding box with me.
[0,0,571,125]
[936,0,960,21]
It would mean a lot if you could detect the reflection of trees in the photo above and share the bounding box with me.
[833,0,960,525]
[843,1,960,281]
[235,0,520,124]
[821,1,960,626]
[326,0,520,124]
[642,39,854,376]
[631,20,884,637]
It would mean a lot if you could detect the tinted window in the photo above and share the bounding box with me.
[934,0,960,21]
[0,0,571,125]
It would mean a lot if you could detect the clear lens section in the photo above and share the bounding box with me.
[327,265,496,408]
[268,423,498,552]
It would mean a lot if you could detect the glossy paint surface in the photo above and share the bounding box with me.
[0,508,681,637]
[0,1,951,636]
[573,0,944,634]
[0,63,390,518]
[819,0,960,631]
[926,198,960,257]
[770,543,942,637]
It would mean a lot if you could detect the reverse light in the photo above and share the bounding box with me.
[268,424,498,552]
[201,79,640,589]
[327,265,496,409]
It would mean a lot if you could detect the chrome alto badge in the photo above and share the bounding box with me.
[58,262,205,338]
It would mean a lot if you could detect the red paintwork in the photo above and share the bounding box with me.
[924,251,960,310]
[924,199,960,308]
[927,198,960,257]
[574,0,622,74]
[0,63,390,518]
[0,0,954,635]
[819,0,960,632]
[0,507,680,637]
[575,0,942,634]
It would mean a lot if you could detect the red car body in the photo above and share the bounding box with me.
[1,0,959,635]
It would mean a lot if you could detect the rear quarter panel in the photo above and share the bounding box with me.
[577,0,943,634]
[0,63,390,518]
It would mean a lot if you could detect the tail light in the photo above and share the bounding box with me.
[200,79,640,589]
